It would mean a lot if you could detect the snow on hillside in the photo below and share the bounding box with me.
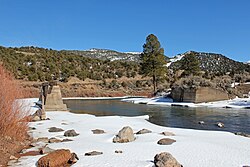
[125,52,142,55]
[166,54,184,67]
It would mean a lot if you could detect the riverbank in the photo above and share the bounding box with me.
[122,96,250,109]
[10,98,250,167]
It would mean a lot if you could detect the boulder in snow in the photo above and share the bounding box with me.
[157,138,176,145]
[64,129,79,137]
[113,126,135,143]
[136,128,152,134]
[154,152,182,167]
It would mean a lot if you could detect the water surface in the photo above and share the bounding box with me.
[64,99,250,133]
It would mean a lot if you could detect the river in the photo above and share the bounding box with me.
[63,99,250,133]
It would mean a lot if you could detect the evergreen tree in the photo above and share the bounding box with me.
[140,34,167,93]
[180,52,200,76]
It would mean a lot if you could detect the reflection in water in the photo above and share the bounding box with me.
[64,99,250,133]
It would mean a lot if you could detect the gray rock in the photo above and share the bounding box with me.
[48,127,64,132]
[235,132,250,138]
[92,129,105,134]
[113,126,135,143]
[64,129,79,137]
[161,131,175,136]
[216,122,224,128]
[115,150,123,154]
[157,138,176,145]
[136,128,152,134]
[198,121,205,125]
[62,138,73,142]
[37,137,49,143]
[154,152,182,167]
[49,137,62,143]
[85,151,103,156]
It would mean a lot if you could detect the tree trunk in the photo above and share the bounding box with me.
[153,74,156,94]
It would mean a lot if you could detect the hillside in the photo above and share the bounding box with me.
[169,51,250,74]
[65,48,141,62]
[0,46,140,82]
[0,46,249,83]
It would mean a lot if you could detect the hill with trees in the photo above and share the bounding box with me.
[0,46,139,82]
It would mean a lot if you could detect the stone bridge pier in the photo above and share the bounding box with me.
[39,81,68,111]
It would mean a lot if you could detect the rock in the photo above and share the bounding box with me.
[235,132,250,138]
[113,126,135,143]
[40,146,55,154]
[198,121,205,125]
[154,152,182,167]
[92,129,105,134]
[161,131,175,136]
[9,155,18,160]
[157,138,176,145]
[64,129,79,137]
[136,128,152,134]
[216,122,224,128]
[48,127,64,132]
[32,115,41,122]
[223,106,232,109]
[61,122,68,125]
[85,151,103,156]
[49,137,62,143]
[29,143,37,147]
[32,109,46,121]
[37,149,78,167]
[62,138,73,142]
[115,150,123,154]
[37,137,49,143]
[29,127,36,130]
[69,152,79,164]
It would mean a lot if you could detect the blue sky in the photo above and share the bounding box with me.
[0,0,249,61]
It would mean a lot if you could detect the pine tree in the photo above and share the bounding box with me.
[140,34,167,93]
[180,52,200,76]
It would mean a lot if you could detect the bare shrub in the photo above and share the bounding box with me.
[0,64,29,141]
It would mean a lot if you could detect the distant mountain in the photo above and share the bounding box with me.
[64,48,141,62]
[169,51,250,74]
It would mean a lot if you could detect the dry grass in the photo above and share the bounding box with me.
[0,64,30,166]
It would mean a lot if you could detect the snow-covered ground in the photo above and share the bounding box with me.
[122,96,250,109]
[11,98,250,167]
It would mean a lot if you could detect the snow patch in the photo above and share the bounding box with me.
[167,55,185,67]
